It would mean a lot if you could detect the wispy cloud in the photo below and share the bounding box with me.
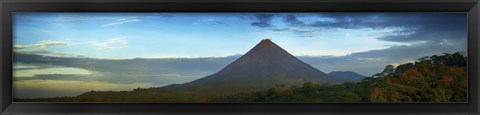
[54,15,142,27]
[79,38,129,50]
[193,18,230,26]
[56,16,112,22]
[197,18,228,26]
[14,40,78,57]
[14,40,70,49]
[14,37,129,57]
[115,17,137,22]
[101,17,141,27]
[33,29,54,36]
[36,40,70,46]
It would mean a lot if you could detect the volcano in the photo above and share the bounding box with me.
[163,39,343,97]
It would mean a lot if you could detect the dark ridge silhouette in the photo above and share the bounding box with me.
[163,39,344,97]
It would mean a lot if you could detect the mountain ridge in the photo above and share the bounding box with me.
[328,71,365,82]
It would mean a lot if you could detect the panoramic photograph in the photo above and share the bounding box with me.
[12,13,467,102]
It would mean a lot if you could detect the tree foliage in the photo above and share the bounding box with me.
[213,52,468,102]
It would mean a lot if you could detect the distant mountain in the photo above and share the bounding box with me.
[163,39,344,97]
[328,71,365,82]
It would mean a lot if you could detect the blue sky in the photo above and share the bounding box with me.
[12,13,437,59]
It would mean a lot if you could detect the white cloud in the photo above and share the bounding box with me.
[53,15,142,27]
[15,40,70,50]
[82,38,129,50]
[14,40,78,57]
[35,40,70,46]
[193,18,227,26]
[56,16,111,22]
[101,17,141,27]
[14,45,30,49]
[14,40,69,49]
[106,38,127,42]
[115,17,137,22]
[14,37,130,57]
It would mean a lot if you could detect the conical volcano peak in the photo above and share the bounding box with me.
[259,38,274,44]
[254,38,282,50]
[225,38,328,76]
[163,38,344,97]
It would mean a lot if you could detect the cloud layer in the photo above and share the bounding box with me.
[14,40,76,57]
[250,14,274,27]
[15,38,130,57]
[247,13,467,75]
[250,13,466,43]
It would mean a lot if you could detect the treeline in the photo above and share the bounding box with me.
[14,52,467,102]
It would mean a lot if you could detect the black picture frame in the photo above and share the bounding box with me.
[0,0,479,115]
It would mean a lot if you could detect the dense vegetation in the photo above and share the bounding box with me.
[214,52,467,102]
[15,53,467,102]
